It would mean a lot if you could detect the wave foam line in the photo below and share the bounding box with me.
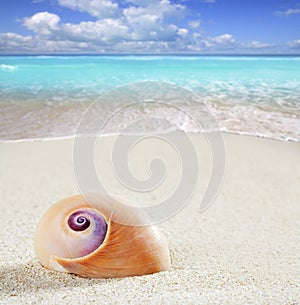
[0,64,18,71]
[0,128,298,143]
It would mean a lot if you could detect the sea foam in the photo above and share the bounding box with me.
[0,64,18,71]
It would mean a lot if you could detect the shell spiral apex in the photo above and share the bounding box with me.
[34,194,170,278]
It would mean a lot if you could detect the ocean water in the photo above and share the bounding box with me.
[0,55,299,141]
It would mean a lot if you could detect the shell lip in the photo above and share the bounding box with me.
[49,255,69,272]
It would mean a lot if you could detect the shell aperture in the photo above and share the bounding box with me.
[34,194,170,278]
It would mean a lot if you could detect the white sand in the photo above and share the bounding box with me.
[0,133,299,304]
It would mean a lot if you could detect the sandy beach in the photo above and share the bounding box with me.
[0,132,299,304]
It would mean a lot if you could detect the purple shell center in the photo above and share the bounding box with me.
[68,211,91,231]
[67,209,108,256]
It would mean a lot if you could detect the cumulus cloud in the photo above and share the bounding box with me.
[0,28,286,54]
[0,33,33,51]
[123,0,185,41]
[24,12,60,36]
[187,33,235,51]
[61,19,130,43]
[24,12,129,42]
[57,0,119,19]
[0,0,293,53]
[133,0,185,18]
[0,31,94,53]
[211,33,235,44]
[187,33,275,53]
[22,0,187,47]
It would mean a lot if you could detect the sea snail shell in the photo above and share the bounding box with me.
[34,194,170,278]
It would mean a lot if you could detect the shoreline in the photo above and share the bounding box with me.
[0,129,299,144]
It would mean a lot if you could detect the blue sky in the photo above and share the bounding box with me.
[0,0,299,54]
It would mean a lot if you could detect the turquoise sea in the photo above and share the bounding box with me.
[0,55,299,141]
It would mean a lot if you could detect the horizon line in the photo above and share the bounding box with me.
[0,53,300,56]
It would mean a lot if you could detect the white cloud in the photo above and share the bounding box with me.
[177,28,188,37]
[61,19,130,42]
[0,28,291,54]
[0,0,295,54]
[0,32,94,53]
[124,0,185,22]
[291,39,300,45]
[22,0,186,44]
[123,7,162,39]
[23,12,131,43]
[123,0,185,41]
[44,40,91,51]
[188,20,200,29]
[0,33,33,50]
[0,32,32,43]
[24,12,60,35]
[1,0,196,53]
[187,33,235,51]
[188,33,274,53]
[274,8,300,17]
[244,41,271,49]
[289,39,300,49]
[212,33,235,44]
[57,0,119,19]
[22,9,182,44]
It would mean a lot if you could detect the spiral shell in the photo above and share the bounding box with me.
[34,194,170,278]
